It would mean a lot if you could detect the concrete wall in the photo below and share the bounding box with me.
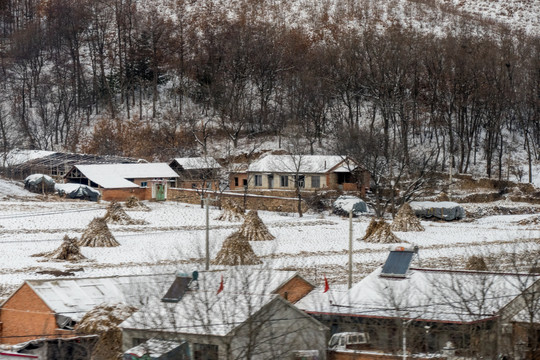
[231,298,328,360]
[122,298,328,360]
[0,284,73,345]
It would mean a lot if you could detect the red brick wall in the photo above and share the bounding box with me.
[101,188,149,201]
[0,284,73,345]
[275,276,315,303]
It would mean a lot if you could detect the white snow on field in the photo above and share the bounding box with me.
[0,179,37,199]
[0,197,538,293]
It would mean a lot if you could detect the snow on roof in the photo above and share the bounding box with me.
[26,274,173,322]
[55,183,97,194]
[410,201,463,210]
[173,268,306,295]
[74,163,179,189]
[172,157,221,170]
[5,149,57,167]
[122,292,279,336]
[248,155,354,174]
[125,338,186,358]
[303,268,540,323]
[121,268,312,336]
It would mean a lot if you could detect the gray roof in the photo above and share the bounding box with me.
[25,274,173,322]
[248,155,355,174]
[172,157,221,170]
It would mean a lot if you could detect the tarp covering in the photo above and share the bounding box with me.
[410,201,465,221]
[24,174,56,194]
[56,183,100,201]
[333,195,368,216]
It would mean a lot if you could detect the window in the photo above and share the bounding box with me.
[141,181,148,187]
[311,176,320,188]
[193,343,218,360]
[234,177,239,187]
[254,175,262,187]
[242,179,248,186]
[280,175,289,187]
[294,175,305,188]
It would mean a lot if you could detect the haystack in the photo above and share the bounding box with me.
[104,201,147,225]
[362,219,402,243]
[212,231,262,266]
[125,195,150,211]
[391,203,425,232]
[437,192,450,201]
[77,303,137,360]
[33,235,86,261]
[465,255,488,271]
[518,215,540,226]
[215,199,244,221]
[238,210,275,241]
[47,235,86,261]
[78,217,120,247]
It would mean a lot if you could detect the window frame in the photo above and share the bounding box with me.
[311,175,320,188]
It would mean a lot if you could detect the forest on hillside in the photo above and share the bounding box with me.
[0,0,539,184]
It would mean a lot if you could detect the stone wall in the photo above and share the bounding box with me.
[168,188,307,213]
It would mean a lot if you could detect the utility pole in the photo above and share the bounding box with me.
[205,196,210,270]
[204,194,218,271]
[348,209,353,289]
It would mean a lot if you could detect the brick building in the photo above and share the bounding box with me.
[64,163,179,201]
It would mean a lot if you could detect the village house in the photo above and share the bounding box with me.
[168,157,222,190]
[0,274,170,345]
[120,269,326,360]
[63,163,179,201]
[298,247,540,360]
[230,154,369,195]
[0,269,317,354]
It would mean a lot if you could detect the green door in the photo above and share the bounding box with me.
[156,184,165,201]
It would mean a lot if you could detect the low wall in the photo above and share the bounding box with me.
[101,187,149,201]
[168,188,307,213]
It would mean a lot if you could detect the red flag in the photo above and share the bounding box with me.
[217,275,224,294]
[323,275,330,293]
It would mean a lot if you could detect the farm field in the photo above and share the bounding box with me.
[0,188,539,300]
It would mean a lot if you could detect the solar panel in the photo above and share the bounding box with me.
[380,250,415,277]
[162,276,192,302]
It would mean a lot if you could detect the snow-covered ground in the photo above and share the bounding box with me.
[0,189,539,300]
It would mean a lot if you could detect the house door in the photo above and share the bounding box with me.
[268,174,274,189]
[156,184,165,201]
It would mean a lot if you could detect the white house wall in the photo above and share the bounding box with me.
[248,173,328,191]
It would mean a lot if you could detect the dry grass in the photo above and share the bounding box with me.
[78,217,120,247]
[465,255,488,271]
[391,203,425,232]
[125,196,150,211]
[212,231,262,266]
[362,219,403,244]
[104,201,147,225]
[517,215,540,226]
[215,199,244,221]
[33,235,86,261]
[238,210,275,241]
[77,303,137,360]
